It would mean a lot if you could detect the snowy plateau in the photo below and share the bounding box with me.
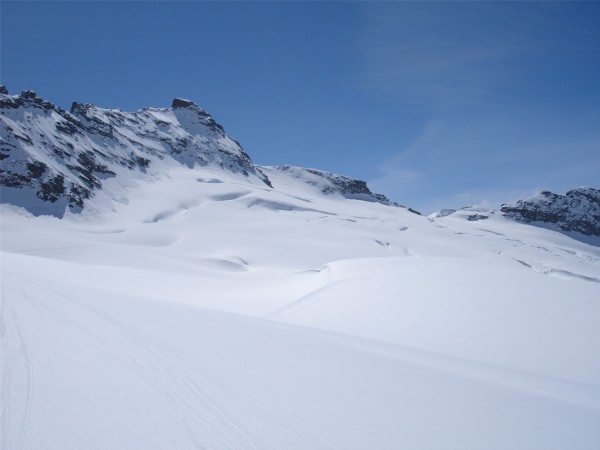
[1,87,600,449]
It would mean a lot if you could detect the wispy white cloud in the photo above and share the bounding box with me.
[359,2,600,213]
[355,2,598,110]
[368,109,600,214]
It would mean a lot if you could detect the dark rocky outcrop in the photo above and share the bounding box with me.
[172,98,195,108]
[0,88,275,216]
[271,165,395,206]
[467,214,488,222]
[1,87,397,217]
[501,188,600,237]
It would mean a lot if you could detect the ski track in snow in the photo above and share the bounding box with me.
[1,171,600,449]
[2,274,340,449]
[3,270,600,449]
[1,297,35,450]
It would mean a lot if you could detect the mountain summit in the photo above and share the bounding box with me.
[0,87,390,216]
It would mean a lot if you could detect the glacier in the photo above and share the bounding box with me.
[1,87,599,449]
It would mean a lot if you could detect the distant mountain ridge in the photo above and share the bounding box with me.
[2,86,596,237]
[500,187,600,238]
[0,86,391,216]
[428,188,600,243]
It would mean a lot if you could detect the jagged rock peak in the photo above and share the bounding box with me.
[170,98,224,134]
[0,88,57,111]
[0,88,271,216]
[70,101,94,114]
[500,187,600,237]
[20,90,37,99]
[172,98,197,108]
[1,88,393,218]
[171,98,212,119]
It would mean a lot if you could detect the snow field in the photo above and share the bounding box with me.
[2,167,600,449]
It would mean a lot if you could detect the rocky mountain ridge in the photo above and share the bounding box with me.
[428,188,600,241]
[0,86,391,216]
[2,86,596,240]
[500,187,600,237]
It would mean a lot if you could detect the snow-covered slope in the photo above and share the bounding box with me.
[430,188,600,244]
[2,87,600,449]
[260,165,395,204]
[3,170,600,449]
[0,87,391,216]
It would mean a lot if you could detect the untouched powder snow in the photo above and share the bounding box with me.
[2,166,600,449]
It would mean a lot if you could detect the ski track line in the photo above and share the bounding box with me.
[207,364,338,450]
[0,289,13,450]
[6,277,207,449]
[56,291,336,449]
[13,274,337,449]
[9,307,34,450]
[0,291,34,450]
[15,277,264,449]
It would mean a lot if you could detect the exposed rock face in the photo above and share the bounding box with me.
[0,88,271,216]
[172,98,195,108]
[501,188,600,237]
[1,87,391,216]
[467,214,488,222]
[270,165,393,205]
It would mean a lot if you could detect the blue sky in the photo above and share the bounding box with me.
[2,1,599,213]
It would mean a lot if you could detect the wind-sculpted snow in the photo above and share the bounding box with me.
[2,166,600,449]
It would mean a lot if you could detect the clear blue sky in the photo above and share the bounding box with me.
[2,1,599,213]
